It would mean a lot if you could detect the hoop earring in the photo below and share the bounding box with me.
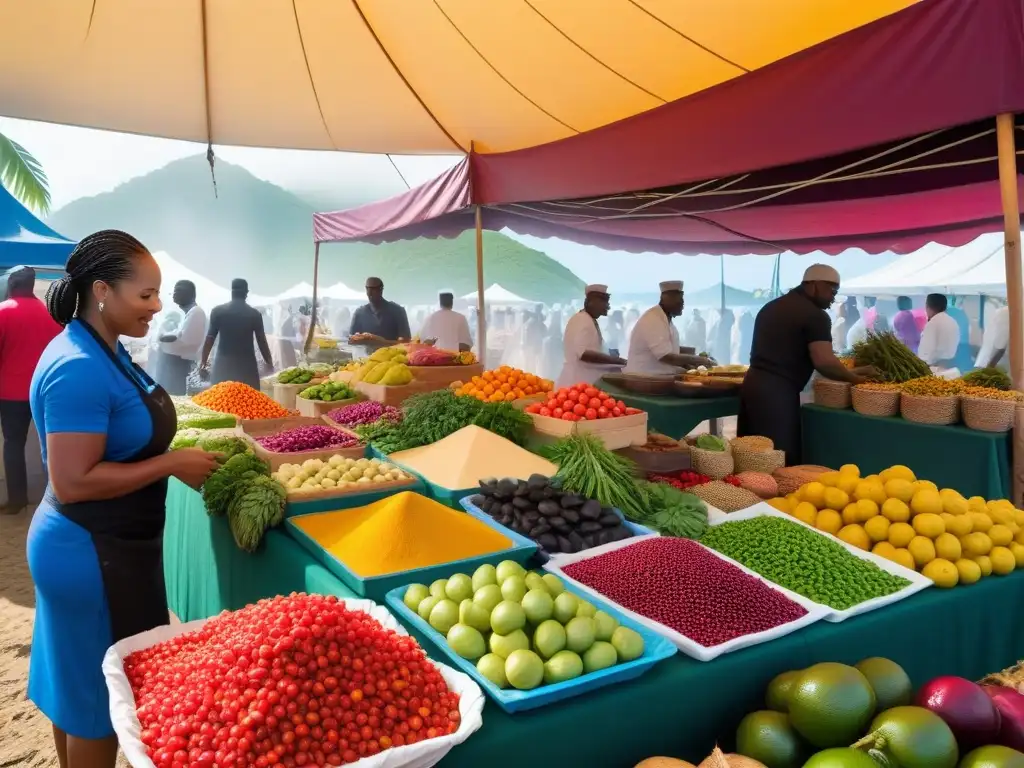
[98,301,105,313]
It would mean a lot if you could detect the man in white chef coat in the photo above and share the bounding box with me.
[557,284,626,388]
[419,291,472,352]
[158,280,207,395]
[976,303,1010,371]
[918,293,960,369]
[624,281,712,374]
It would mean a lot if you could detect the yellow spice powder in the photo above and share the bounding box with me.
[389,425,557,490]
[293,490,512,577]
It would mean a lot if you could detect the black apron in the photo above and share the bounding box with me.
[47,321,178,643]
[737,367,804,465]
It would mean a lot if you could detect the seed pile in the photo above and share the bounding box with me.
[961,386,1023,401]
[901,376,964,397]
[699,516,911,610]
[561,538,807,647]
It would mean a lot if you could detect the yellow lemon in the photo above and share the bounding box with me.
[817,471,841,488]
[842,504,860,525]
[990,546,1016,575]
[1014,510,1024,527]
[934,532,962,562]
[856,498,880,522]
[970,512,993,533]
[974,555,993,577]
[881,464,916,483]
[968,496,990,514]
[961,532,993,558]
[908,536,937,568]
[1010,542,1024,568]
[988,498,1015,513]
[882,498,911,523]
[800,481,827,509]
[839,463,861,478]
[835,474,860,496]
[864,515,891,543]
[940,493,968,516]
[816,509,843,535]
[945,513,972,537]
[786,493,801,508]
[912,513,945,539]
[872,541,897,559]
[865,474,882,483]
[921,558,959,588]
[855,481,887,506]
[837,524,871,551]
[914,480,939,494]
[890,548,917,571]
[989,506,1016,526]
[823,487,850,512]
[883,479,915,504]
[792,502,819,526]
[955,558,982,585]
[910,490,943,517]
[989,524,1014,547]
[1016,529,1024,546]
[888,522,916,548]
[767,497,792,513]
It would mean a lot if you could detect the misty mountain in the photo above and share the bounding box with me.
[47,155,584,304]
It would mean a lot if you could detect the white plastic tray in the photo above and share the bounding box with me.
[103,597,485,768]
[707,502,932,623]
[543,535,829,662]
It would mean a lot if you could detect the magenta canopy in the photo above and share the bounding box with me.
[313,0,1024,256]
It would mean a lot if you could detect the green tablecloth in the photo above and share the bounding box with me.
[598,380,740,438]
[164,479,1024,766]
[801,404,1012,500]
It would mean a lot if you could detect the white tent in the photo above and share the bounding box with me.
[261,281,315,304]
[320,282,365,301]
[461,283,532,305]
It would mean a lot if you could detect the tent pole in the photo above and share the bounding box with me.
[996,112,1023,506]
[305,241,320,354]
[475,206,486,366]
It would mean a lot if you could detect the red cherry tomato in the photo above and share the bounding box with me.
[573,403,587,416]
[584,386,599,398]
[539,407,551,417]
[603,398,616,409]
[585,408,598,420]
[625,407,642,415]
[612,406,623,417]
[567,388,580,400]
[552,407,564,418]
[617,400,627,410]
[546,399,559,411]
[597,406,609,418]
[588,397,602,409]
[561,411,576,421]
[576,392,589,404]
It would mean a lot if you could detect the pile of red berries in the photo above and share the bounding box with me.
[125,593,460,768]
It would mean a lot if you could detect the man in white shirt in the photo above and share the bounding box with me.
[419,291,472,352]
[976,304,1010,371]
[624,281,713,375]
[557,285,626,388]
[918,293,960,368]
[158,280,208,395]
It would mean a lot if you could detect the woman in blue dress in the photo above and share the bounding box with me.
[27,231,220,768]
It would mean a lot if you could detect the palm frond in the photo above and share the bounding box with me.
[0,133,51,214]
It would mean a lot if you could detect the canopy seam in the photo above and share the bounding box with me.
[624,0,749,74]
[291,0,337,149]
[85,0,98,39]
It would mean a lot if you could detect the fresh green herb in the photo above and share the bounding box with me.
[638,481,709,538]
[852,331,931,382]
[540,434,647,520]
[961,367,1012,391]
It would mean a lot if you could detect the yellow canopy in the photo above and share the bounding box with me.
[0,0,916,153]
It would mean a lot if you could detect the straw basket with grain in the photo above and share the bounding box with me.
[961,396,1016,432]
[690,446,734,480]
[851,386,901,417]
[773,465,833,496]
[690,481,762,512]
[734,448,786,474]
[813,378,852,409]
[900,392,960,426]
[730,435,774,452]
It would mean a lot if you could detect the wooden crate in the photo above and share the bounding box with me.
[253,440,366,471]
[406,363,483,386]
[237,415,327,439]
[272,383,304,410]
[354,379,446,407]
[237,416,365,470]
[297,395,361,418]
[526,411,648,450]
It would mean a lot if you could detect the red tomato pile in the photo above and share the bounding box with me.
[647,470,713,490]
[524,382,643,422]
[126,594,460,768]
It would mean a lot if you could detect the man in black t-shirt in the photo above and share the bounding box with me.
[738,264,876,463]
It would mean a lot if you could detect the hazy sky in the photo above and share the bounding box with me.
[1,116,893,293]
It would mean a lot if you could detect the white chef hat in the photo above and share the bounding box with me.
[586,284,609,295]
[659,280,684,292]
[802,264,841,283]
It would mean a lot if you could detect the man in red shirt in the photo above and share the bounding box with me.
[0,266,60,514]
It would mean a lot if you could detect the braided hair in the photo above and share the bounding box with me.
[45,230,150,326]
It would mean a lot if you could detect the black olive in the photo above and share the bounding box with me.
[527,473,550,490]
[599,513,622,527]
[560,494,585,509]
[522,512,541,529]
[557,535,574,554]
[607,526,631,542]
[552,521,572,535]
[538,500,562,517]
[596,529,614,546]
[468,494,486,508]
[528,489,547,504]
[581,534,597,549]
[566,530,585,552]
[579,499,602,520]
[538,533,558,551]
[530,522,551,536]
[512,496,533,510]
[561,509,580,525]
[501,503,516,517]
[579,521,603,534]
[496,478,517,497]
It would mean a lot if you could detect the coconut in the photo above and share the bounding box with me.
[696,746,768,768]
[915,676,1001,751]
[634,758,697,768]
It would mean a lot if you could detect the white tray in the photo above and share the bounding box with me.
[103,597,485,768]
[543,535,829,662]
[707,502,932,623]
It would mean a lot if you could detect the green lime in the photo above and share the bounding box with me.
[803,748,880,768]
[959,745,1024,768]
[855,657,913,710]
[735,710,802,768]
[788,663,876,748]
[766,670,801,712]
[868,706,958,768]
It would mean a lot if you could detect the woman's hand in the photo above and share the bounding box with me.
[167,448,221,488]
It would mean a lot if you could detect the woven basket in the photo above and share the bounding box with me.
[813,378,852,409]
[730,435,774,453]
[773,465,833,496]
[690,447,734,480]
[961,396,1016,432]
[734,448,786,475]
[900,392,960,426]
[851,386,901,417]
[690,481,762,513]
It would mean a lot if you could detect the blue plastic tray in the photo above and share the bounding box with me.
[384,580,676,713]
[285,492,538,602]
[283,477,427,518]
[459,496,657,558]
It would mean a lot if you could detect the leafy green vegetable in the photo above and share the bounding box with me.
[695,434,727,452]
[852,330,931,382]
[170,428,204,450]
[539,434,647,520]
[638,481,708,539]
[961,367,1012,390]
[228,475,287,552]
[197,434,252,461]
[201,453,270,516]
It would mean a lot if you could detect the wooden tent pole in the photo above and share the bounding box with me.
[305,241,321,354]
[996,112,1023,505]
[475,206,487,366]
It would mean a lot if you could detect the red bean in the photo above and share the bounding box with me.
[562,538,807,647]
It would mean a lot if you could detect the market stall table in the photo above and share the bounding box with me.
[599,379,740,438]
[163,479,1024,766]
[801,404,1012,500]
